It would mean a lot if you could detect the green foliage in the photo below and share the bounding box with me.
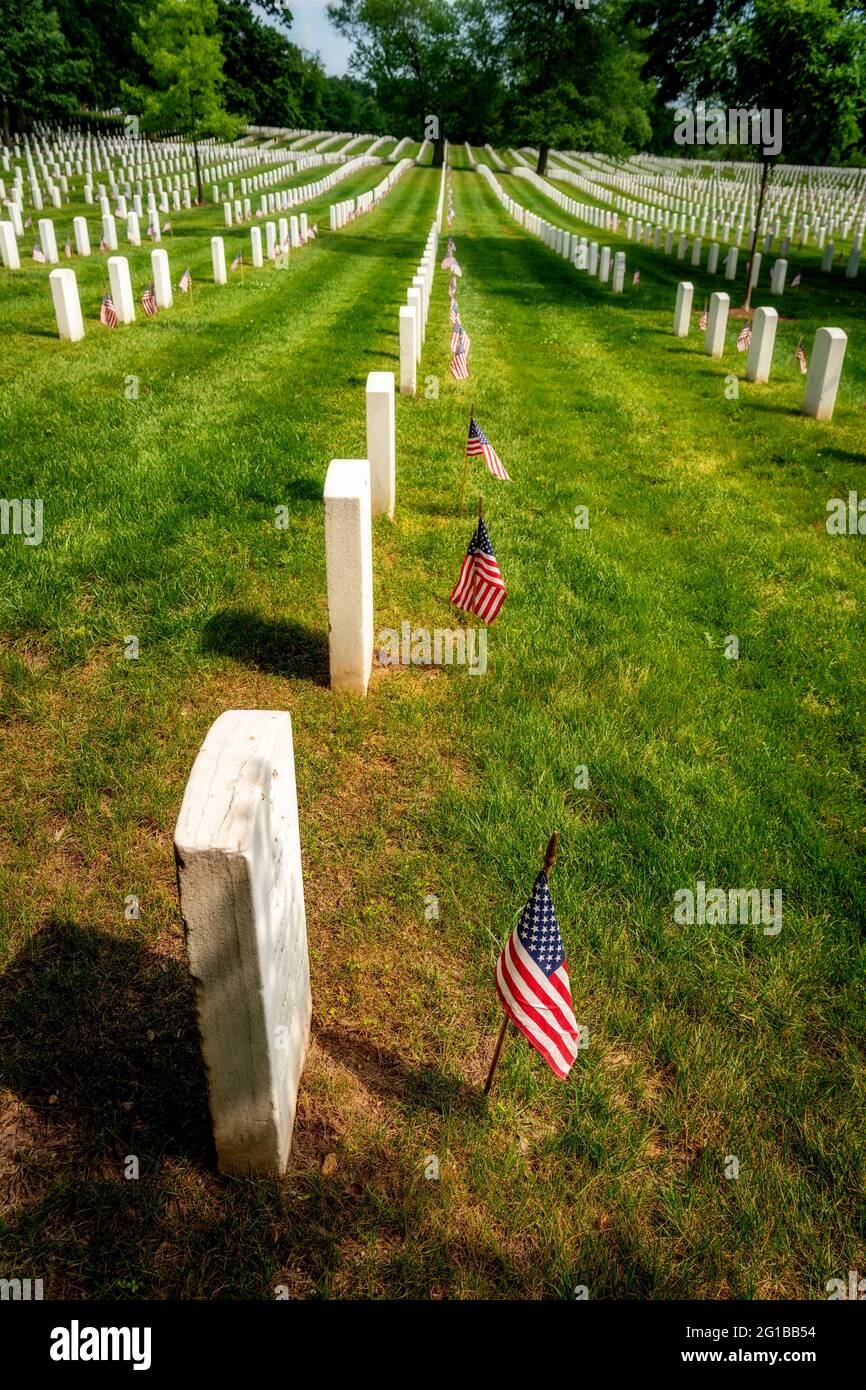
[497,0,653,167]
[0,0,86,135]
[708,0,865,164]
[122,0,241,141]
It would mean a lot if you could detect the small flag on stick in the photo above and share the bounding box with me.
[632,268,640,287]
[230,250,243,271]
[466,417,511,482]
[141,283,158,317]
[485,833,579,1091]
[178,267,192,294]
[99,291,118,328]
[450,505,506,625]
[737,322,752,352]
[32,243,45,263]
[450,349,469,380]
[794,338,808,374]
[791,272,801,287]
[699,304,708,332]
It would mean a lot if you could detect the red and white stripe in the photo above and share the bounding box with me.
[450,552,506,624]
[495,932,579,1079]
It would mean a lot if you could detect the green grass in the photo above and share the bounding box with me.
[0,162,864,1300]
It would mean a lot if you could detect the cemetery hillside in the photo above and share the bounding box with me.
[1,0,865,1335]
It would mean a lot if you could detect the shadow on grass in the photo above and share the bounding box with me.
[0,919,212,1164]
[201,608,329,685]
[315,1020,486,1119]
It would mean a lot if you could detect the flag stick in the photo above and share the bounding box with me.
[458,402,475,515]
[483,831,560,1097]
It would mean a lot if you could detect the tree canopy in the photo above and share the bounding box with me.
[0,0,863,163]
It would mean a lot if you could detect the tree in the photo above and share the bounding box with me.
[0,0,85,141]
[327,0,461,164]
[707,0,865,306]
[495,0,653,175]
[122,0,241,203]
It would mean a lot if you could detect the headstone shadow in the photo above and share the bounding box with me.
[0,918,212,1165]
[201,608,329,684]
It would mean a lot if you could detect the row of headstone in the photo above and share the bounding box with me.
[398,220,438,396]
[328,158,414,231]
[548,150,865,256]
[673,280,849,420]
[477,163,628,293]
[47,249,175,339]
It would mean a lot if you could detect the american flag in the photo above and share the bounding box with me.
[737,322,752,352]
[99,291,118,328]
[467,418,511,481]
[99,237,108,252]
[450,321,470,355]
[32,243,45,263]
[450,350,469,380]
[147,223,158,239]
[441,253,455,270]
[163,220,172,233]
[178,266,192,293]
[448,275,457,298]
[449,300,459,326]
[794,339,808,374]
[141,283,158,316]
[64,240,72,258]
[451,261,462,277]
[230,251,242,270]
[24,214,31,228]
[632,268,640,286]
[791,272,801,287]
[494,869,578,1080]
[450,515,506,624]
[699,305,708,331]
[311,224,318,238]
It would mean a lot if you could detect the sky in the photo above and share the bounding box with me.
[256,1,354,76]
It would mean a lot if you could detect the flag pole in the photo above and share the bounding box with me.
[458,402,475,515]
[483,831,560,1097]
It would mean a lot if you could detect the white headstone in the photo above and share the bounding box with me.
[324,459,374,695]
[49,267,84,341]
[745,307,778,384]
[107,255,135,323]
[612,251,625,294]
[366,371,396,520]
[102,213,118,251]
[399,305,416,396]
[73,215,90,257]
[211,235,227,285]
[673,281,694,337]
[704,292,730,360]
[151,247,173,309]
[803,327,847,421]
[0,220,20,269]
[407,288,422,362]
[38,217,59,263]
[174,709,311,1178]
